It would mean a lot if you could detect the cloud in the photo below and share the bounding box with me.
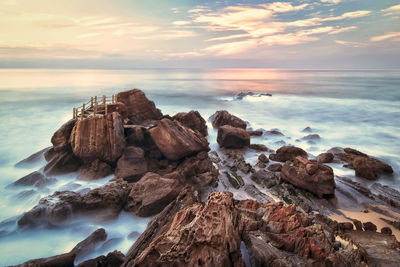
[370,32,400,42]
[381,4,400,16]
[328,26,357,35]
[335,40,366,48]
[173,21,191,26]
[206,34,251,42]
[288,10,371,27]
[260,2,309,13]
[165,51,203,58]
[321,0,343,4]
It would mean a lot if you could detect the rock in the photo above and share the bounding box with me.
[14,252,76,267]
[269,146,308,162]
[116,89,162,123]
[371,183,400,209]
[125,172,183,217]
[381,227,392,235]
[281,156,335,198]
[126,125,145,146]
[78,250,125,267]
[302,126,312,133]
[225,171,245,189]
[149,118,209,161]
[255,162,266,169]
[249,144,271,152]
[51,119,77,151]
[363,221,377,232]
[266,130,284,136]
[172,110,208,136]
[302,134,320,140]
[106,102,128,120]
[71,228,107,261]
[14,147,50,168]
[129,192,245,266]
[353,219,363,231]
[13,171,56,188]
[338,222,354,231]
[217,125,250,149]
[250,170,279,188]
[210,110,247,129]
[258,154,269,163]
[78,159,112,180]
[316,152,334,163]
[44,151,81,175]
[247,130,263,136]
[115,146,147,182]
[268,163,282,172]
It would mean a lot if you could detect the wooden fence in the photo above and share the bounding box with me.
[73,94,117,120]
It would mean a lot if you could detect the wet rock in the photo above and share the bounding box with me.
[268,163,282,172]
[78,159,112,180]
[71,228,107,262]
[250,170,278,188]
[217,125,250,149]
[247,130,263,136]
[371,183,400,209]
[363,221,377,232]
[70,112,126,164]
[249,144,271,152]
[258,154,269,163]
[302,126,312,133]
[125,172,183,217]
[255,162,266,169]
[338,222,354,231]
[316,152,334,163]
[44,150,81,175]
[115,146,147,182]
[15,147,50,168]
[302,134,320,140]
[381,227,392,235]
[209,151,221,164]
[116,89,162,123]
[353,219,363,231]
[269,146,308,162]
[266,130,284,136]
[281,156,335,198]
[79,251,124,267]
[14,252,76,267]
[51,119,77,152]
[172,110,208,136]
[149,118,209,161]
[210,110,247,129]
[225,171,245,189]
[13,171,56,188]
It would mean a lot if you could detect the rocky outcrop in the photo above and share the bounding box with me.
[210,110,247,129]
[106,102,128,120]
[78,159,112,180]
[217,125,250,149]
[44,151,81,175]
[70,112,126,164]
[115,146,147,182]
[316,152,334,163]
[51,119,77,152]
[149,118,209,161]
[13,171,56,188]
[71,228,107,262]
[125,172,183,217]
[78,250,125,267]
[173,110,208,136]
[14,252,76,267]
[269,145,308,162]
[281,156,336,198]
[116,89,162,123]
[14,147,50,168]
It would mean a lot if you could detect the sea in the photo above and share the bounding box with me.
[0,68,399,265]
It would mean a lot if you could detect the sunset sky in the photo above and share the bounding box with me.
[1,0,399,68]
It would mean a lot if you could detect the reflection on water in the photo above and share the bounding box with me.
[0,68,399,265]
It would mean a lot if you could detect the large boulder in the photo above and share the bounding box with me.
[14,252,76,267]
[70,112,126,164]
[44,150,81,175]
[116,89,162,123]
[269,146,308,162]
[51,119,76,152]
[13,171,56,188]
[210,110,247,129]
[173,110,208,136]
[217,125,250,149]
[79,250,125,267]
[125,172,183,217]
[78,159,112,180]
[71,228,107,262]
[115,146,148,182]
[14,147,50,168]
[281,156,336,198]
[149,118,209,161]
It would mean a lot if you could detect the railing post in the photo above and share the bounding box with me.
[102,95,106,106]
[73,108,75,119]
[105,104,108,115]
[91,97,93,108]
[112,95,115,104]
[94,96,98,115]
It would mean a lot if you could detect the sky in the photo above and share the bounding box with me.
[0,0,399,69]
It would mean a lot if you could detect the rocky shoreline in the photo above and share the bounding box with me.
[8,89,400,266]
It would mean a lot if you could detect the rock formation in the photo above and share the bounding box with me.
[172,110,208,136]
[210,110,247,129]
[269,145,308,162]
[217,125,250,148]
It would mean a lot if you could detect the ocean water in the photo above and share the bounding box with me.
[0,68,399,265]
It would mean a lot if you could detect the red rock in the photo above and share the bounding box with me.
[116,89,162,123]
[217,125,250,149]
[173,110,208,136]
[115,146,147,182]
[269,146,308,162]
[211,110,247,129]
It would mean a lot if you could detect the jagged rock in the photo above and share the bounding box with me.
[44,150,81,175]
[381,227,392,235]
[249,144,271,152]
[302,134,321,140]
[173,110,208,136]
[126,125,145,146]
[107,102,128,120]
[13,252,76,267]
[371,183,400,209]
[258,154,269,163]
[281,156,335,198]
[210,110,247,129]
[116,89,162,123]
[13,171,56,188]
[115,146,147,182]
[78,159,112,180]
[316,152,334,163]
[266,130,284,136]
[70,112,126,164]
[51,119,77,151]
[268,163,282,172]
[250,170,279,188]
[149,118,209,161]
[125,172,183,217]
[217,125,250,149]
[247,130,263,136]
[71,228,107,261]
[269,146,308,162]
[14,147,50,168]
[302,126,312,133]
[363,222,377,232]
[79,250,125,267]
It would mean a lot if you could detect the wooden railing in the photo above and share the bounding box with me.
[73,94,117,120]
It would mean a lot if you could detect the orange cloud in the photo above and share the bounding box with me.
[381,4,400,16]
[370,32,400,42]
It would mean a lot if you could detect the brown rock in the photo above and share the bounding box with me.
[116,89,162,123]
[149,118,209,161]
[316,152,334,163]
[51,119,76,151]
[268,163,282,172]
[381,227,392,235]
[173,110,208,136]
[217,125,250,149]
[247,130,263,136]
[71,228,107,261]
[70,112,126,163]
[258,154,269,163]
[126,125,145,146]
[249,144,271,152]
[15,147,50,168]
[13,171,56,188]
[210,110,247,129]
[78,159,112,180]
[44,151,81,175]
[115,146,147,182]
[14,252,75,267]
[266,130,284,136]
[302,134,320,140]
[106,102,128,120]
[79,250,125,267]
[281,156,335,198]
[363,221,377,232]
[338,222,354,231]
[269,146,308,162]
[353,219,363,231]
[125,172,183,217]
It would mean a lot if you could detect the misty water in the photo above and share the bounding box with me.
[0,68,399,265]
